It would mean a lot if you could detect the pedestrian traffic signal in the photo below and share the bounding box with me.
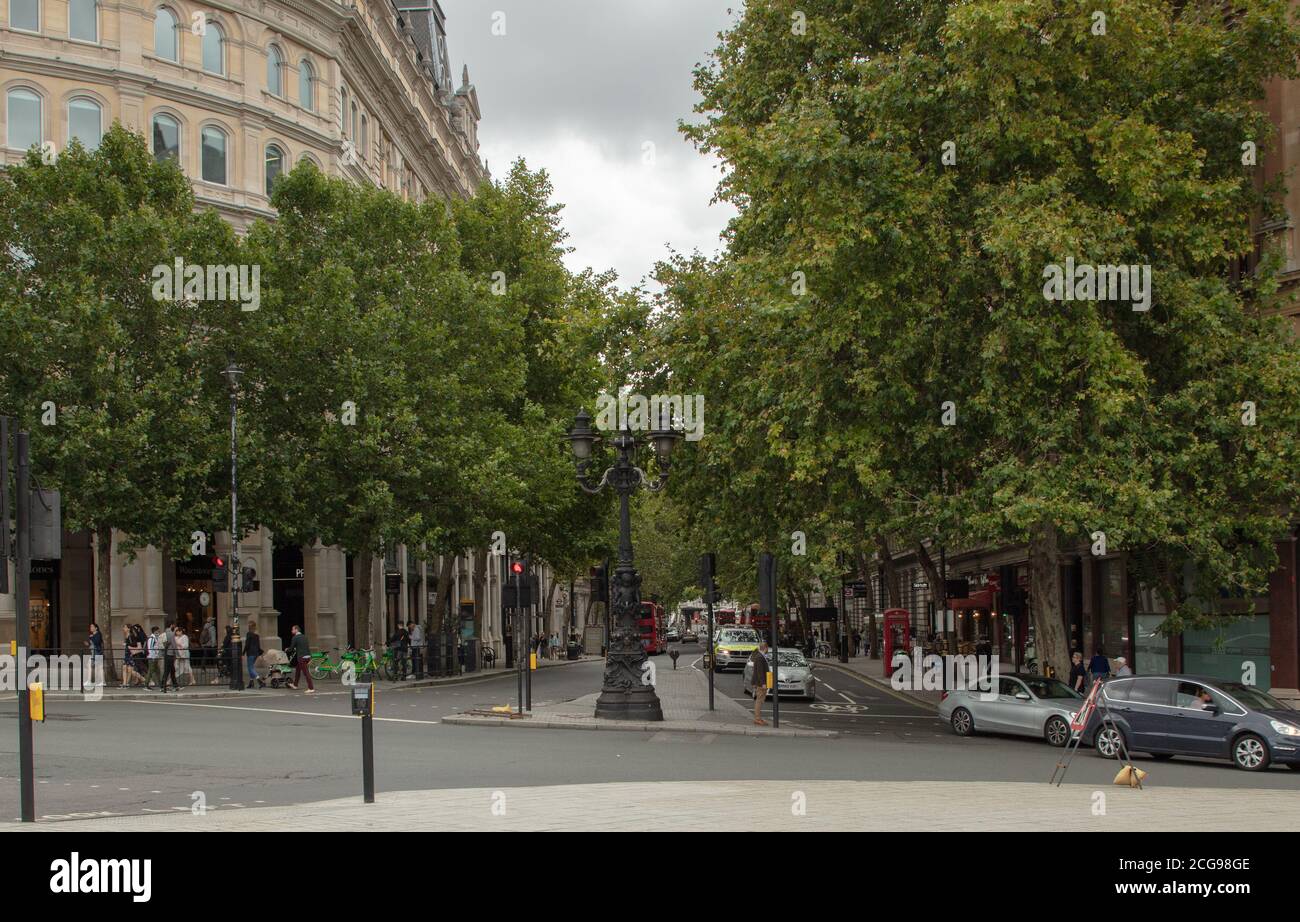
[212,556,228,592]
[591,564,607,603]
[700,553,716,604]
[511,560,523,575]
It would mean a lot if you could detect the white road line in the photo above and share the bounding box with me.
[819,681,836,692]
[129,700,442,725]
[839,692,856,705]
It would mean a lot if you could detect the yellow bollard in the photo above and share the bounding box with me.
[29,682,45,722]
[529,652,537,671]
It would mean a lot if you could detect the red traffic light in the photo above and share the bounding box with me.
[511,561,524,574]
[213,556,224,568]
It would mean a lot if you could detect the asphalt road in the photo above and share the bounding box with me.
[2,649,1297,822]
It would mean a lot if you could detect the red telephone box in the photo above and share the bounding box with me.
[883,608,912,677]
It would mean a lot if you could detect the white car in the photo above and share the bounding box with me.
[938,674,1084,747]
[742,647,816,701]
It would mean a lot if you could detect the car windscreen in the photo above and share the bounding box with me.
[776,652,807,667]
[1023,678,1081,700]
[719,631,758,644]
[1220,683,1291,711]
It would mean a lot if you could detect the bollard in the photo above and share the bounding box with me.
[669,648,680,670]
[352,682,375,803]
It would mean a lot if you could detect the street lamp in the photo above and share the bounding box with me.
[223,362,244,691]
[566,408,680,720]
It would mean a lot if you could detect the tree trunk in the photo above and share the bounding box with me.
[433,555,455,634]
[545,579,559,635]
[95,524,117,681]
[471,548,488,639]
[353,547,374,649]
[874,534,901,607]
[1028,521,1070,678]
[915,542,943,632]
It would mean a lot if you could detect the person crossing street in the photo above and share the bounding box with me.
[749,640,770,726]
[286,624,315,693]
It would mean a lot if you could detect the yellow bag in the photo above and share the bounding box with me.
[1113,765,1148,787]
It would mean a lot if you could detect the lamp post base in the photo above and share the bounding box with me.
[594,685,664,721]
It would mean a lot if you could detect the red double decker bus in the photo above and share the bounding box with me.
[639,601,667,655]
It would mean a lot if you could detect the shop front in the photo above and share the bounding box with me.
[173,556,215,644]
[28,559,59,652]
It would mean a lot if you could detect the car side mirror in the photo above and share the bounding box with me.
[1015,692,1031,701]
[1208,704,1221,716]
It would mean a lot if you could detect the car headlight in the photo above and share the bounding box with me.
[1270,719,1300,737]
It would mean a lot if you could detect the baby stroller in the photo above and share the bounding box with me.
[260,649,295,688]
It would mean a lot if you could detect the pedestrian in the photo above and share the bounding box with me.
[175,625,197,686]
[408,620,424,678]
[199,615,216,671]
[159,619,180,693]
[388,621,409,680]
[146,626,164,689]
[85,622,104,690]
[287,624,315,693]
[749,640,770,726]
[1113,656,1132,677]
[244,619,263,689]
[130,625,148,681]
[119,624,139,687]
[550,632,560,659]
[1088,647,1111,686]
[1068,651,1088,693]
[218,626,233,683]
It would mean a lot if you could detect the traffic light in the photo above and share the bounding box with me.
[699,553,716,604]
[758,551,777,615]
[212,556,228,592]
[591,564,607,603]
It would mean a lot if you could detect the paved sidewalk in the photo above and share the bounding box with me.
[0,655,598,703]
[9,779,1296,831]
[443,656,834,738]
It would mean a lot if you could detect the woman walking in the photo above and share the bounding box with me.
[175,626,195,687]
[244,620,264,689]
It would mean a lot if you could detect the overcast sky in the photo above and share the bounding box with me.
[442,1,740,289]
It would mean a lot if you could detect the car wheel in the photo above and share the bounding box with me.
[950,707,975,737]
[1232,734,1270,772]
[1094,726,1124,759]
[1043,716,1070,747]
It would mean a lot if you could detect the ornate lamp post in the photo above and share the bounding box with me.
[565,408,680,720]
[222,362,244,691]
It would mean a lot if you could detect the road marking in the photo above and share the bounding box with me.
[838,692,856,705]
[819,681,836,692]
[811,703,869,714]
[129,700,443,725]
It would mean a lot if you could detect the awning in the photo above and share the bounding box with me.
[949,589,995,611]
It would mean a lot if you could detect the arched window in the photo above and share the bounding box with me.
[201,22,224,75]
[67,97,102,150]
[350,101,357,142]
[6,88,42,151]
[153,7,178,61]
[339,86,347,131]
[9,0,39,32]
[266,46,283,96]
[200,125,227,184]
[151,113,179,163]
[359,114,367,160]
[298,59,314,111]
[264,144,284,197]
[69,0,96,41]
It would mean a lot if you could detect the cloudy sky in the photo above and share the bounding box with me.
[443,1,740,289]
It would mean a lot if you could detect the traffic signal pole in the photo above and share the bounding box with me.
[15,430,35,822]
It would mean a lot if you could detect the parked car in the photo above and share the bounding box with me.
[939,674,1084,747]
[742,647,816,700]
[1082,675,1300,772]
[711,627,760,672]
[682,630,699,644]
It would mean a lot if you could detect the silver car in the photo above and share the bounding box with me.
[743,647,816,701]
[939,674,1084,747]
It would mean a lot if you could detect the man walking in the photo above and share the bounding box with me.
[749,640,770,726]
[286,624,315,693]
[160,619,180,693]
[388,621,409,680]
[146,626,164,688]
[408,621,424,678]
[199,615,216,670]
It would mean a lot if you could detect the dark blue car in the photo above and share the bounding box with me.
[1083,675,1300,772]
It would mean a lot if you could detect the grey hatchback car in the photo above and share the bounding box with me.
[1083,675,1300,772]
[939,674,1085,747]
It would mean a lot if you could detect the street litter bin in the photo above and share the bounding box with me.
[463,639,479,674]
[567,641,580,660]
